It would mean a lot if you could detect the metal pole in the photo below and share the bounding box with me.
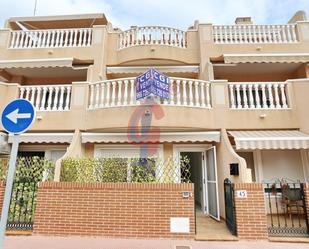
[0,134,20,249]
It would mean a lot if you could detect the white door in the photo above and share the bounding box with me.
[205,146,220,220]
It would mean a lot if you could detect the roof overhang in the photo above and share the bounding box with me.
[82,131,220,143]
[228,130,309,150]
[223,53,309,64]
[0,58,74,69]
[8,133,73,144]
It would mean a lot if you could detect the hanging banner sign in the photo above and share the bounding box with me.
[136,68,170,100]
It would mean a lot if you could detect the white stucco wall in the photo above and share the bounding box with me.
[261,150,305,182]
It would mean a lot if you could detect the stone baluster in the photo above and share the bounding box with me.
[243,25,248,43]
[29,87,35,104]
[99,83,105,108]
[188,80,194,106]
[117,80,123,106]
[40,87,48,111]
[213,26,218,43]
[10,32,16,48]
[205,83,211,108]
[252,25,257,43]
[87,29,92,46]
[52,87,60,110]
[34,87,41,110]
[242,85,248,108]
[229,85,236,108]
[111,81,116,107]
[235,84,242,108]
[95,84,100,109]
[247,25,252,43]
[262,25,267,43]
[19,87,25,99]
[73,30,78,46]
[286,25,292,43]
[248,84,254,108]
[273,83,281,108]
[290,25,297,42]
[46,87,54,111]
[194,81,200,107]
[261,84,267,108]
[200,82,206,107]
[59,30,65,47]
[123,80,129,106]
[169,79,175,105]
[276,25,282,43]
[219,26,223,43]
[176,79,181,105]
[280,83,288,108]
[64,86,71,110]
[64,30,69,47]
[58,86,65,111]
[129,79,135,105]
[267,25,273,43]
[267,83,274,108]
[25,87,30,100]
[78,30,83,47]
[254,84,261,108]
[105,82,111,107]
[182,80,187,106]
[18,32,25,48]
[224,26,228,43]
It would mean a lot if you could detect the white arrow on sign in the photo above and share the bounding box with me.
[6,108,31,124]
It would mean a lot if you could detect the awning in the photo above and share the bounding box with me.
[106,66,199,74]
[8,133,73,144]
[82,131,220,143]
[228,130,309,150]
[223,53,309,64]
[0,58,74,69]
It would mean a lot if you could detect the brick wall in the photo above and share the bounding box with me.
[234,183,268,240]
[303,183,309,226]
[33,182,195,238]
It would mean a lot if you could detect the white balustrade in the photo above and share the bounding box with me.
[228,82,289,109]
[118,26,187,49]
[10,28,92,49]
[213,24,298,44]
[88,77,211,109]
[19,85,72,111]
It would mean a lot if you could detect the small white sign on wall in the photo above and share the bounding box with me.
[170,217,190,233]
[236,190,247,198]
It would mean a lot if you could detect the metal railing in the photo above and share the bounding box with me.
[264,181,309,237]
[118,26,187,49]
[213,24,298,44]
[19,85,72,111]
[9,28,92,49]
[228,82,289,109]
[88,77,211,109]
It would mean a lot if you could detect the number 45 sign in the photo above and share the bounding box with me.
[236,190,248,198]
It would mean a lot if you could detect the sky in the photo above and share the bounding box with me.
[0,0,308,30]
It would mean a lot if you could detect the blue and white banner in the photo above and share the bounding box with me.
[136,68,170,100]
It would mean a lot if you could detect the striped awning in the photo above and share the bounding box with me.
[82,131,220,143]
[224,53,309,64]
[8,133,73,144]
[0,58,74,69]
[228,130,309,150]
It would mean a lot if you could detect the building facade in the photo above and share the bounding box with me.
[1,10,309,238]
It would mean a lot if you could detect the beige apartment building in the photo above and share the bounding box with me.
[0,10,309,239]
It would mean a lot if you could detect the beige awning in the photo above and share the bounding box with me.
[82,131,220,143]
[224,53,309,64]
[106,66,199,74]
[0,58,74,69]
[8,133,73,144]
[228,130,309,150]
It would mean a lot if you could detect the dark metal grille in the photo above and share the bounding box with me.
[264,181,309,237]
[224,178,237,235]
[7,180,38,231]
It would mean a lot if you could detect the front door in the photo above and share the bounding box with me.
[205,146,220,220]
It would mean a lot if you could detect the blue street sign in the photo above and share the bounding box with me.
[136,68,170,100]
[1,99,36,134]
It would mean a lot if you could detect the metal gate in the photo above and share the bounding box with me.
[224,178,236,235]
[264,181,309,237]
[7,180,38,230]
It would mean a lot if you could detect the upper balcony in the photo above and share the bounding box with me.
[118,26,187,49]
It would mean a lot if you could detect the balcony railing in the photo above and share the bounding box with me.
[213,24,298,44]
[19,85,72,111]
[88,77,211,109]
[118,26,187,49]
[9,28,92,49]
[228,82,289,109]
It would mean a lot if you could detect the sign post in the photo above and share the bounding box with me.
[0,99,35,249]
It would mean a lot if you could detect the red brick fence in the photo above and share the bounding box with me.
[32,182,195,238]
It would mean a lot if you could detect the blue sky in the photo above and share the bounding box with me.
[0,0,309,30]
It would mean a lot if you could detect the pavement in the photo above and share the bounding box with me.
[3,236,309,249]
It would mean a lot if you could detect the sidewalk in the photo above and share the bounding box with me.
[3,236,309,249]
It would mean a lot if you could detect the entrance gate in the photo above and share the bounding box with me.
[224,178,236,235]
